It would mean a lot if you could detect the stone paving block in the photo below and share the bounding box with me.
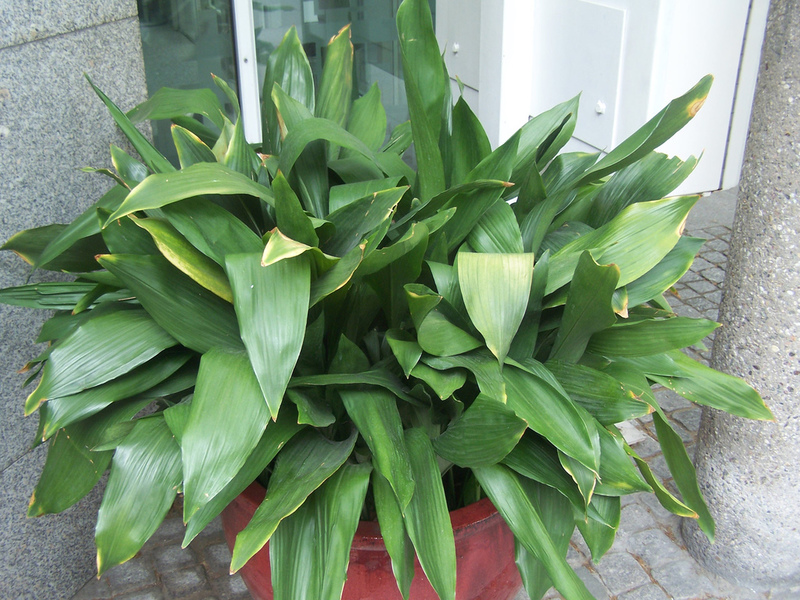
[161,566,212,596]
[654,389,692,412]
[625,529,686,568]
[671,408,702,432]
[686,279,718,294]
[595,551,651,595]
[203,542,234,578]
[211,573,252,599]
[616,584,670,600]
[704,238,729,252]
[686,296,716,311]
[630,434,661,459]
[574,566,612,599]
[702,251,728,264]
[71,577,112,600]
[650,558,718,600]
[115,589,165,600]
[617,502,657,536]
[689,257,714,272]
[105,556,157,593]
[153,544,198,573]
[143,516,186,549]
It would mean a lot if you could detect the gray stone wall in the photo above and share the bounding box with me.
[0,2,150,598]
[683,0,800,592]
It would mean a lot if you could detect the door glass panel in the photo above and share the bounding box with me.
[137,0,239,162]
[252,0,435,137]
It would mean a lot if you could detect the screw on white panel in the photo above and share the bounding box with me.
[452,42,460,54]
[595,100,607,115]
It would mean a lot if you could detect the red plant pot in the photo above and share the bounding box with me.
[221,482,522,600]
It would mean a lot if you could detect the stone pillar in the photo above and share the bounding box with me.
[683,0,800,591]
[0,2,149,598]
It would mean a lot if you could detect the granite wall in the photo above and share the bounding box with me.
[0,2,150,597]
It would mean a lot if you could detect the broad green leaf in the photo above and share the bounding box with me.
[133,217,233,302]
[99,254,242,353]
[467,199,524,254]
[593,425,652,495]
[559,452,596,506]
[511,95,580,186]
[373,470,415,599]
[503,434,587,518]
[474,464,595,600]
[409,363,466,400]
[504,363,599,473]
[587,317,719,357]
[458,252,534,364]
[340,387,415,508]
[110,145,150,187]
[310,243,365,307]
[508,250,550,362]
[514,480,575,600]
[441,132,520,250]
[28,397,151,517]
[212,73,241,118]
[386,329,423,378]
[576,495,620,561]
[223,113,260,176]
[651,408,714,541]
[432,394,526,467]
[25,309,177,415]
[290,369,422,407]
[549,252,619,363]
[546,195,699,295]
[183,409,304,545]
[1,224,107,273]
[626,444,697,518]
[160,197,264,265]
[575,76,712,186]
[286,389,335,427]
[171,125,218,168]
[448,96,491,186]
[359,221,429,277]
[382,120,413,155]
[104,163,275,224]
[587,152,699,227]
[40,350,191,438]
[626,236,705,307]
[230,429,356,572]
[545,361,652,424]
[34,185,127,270]
[262,26,315,152]
[182,349,271,520]
[261,229,337,270]
[643,350,774,421]
[403,428,456,600]
[271,85,329,217]
[127,86,225,129]
[316,24,353,130]
[0,282,123,311]
[86,75,174,174]
[273,172,319,247]
[397,0,446,200]
[278,116,378,176]
[406,284,482,357]
[344,82,387,155]
[98,209,159,255]
[172,115,219,147]
[424,350,506,403]
[271,462,371,600]
[329,177,402,214]
[226,253,310,418]
[324,186,407,257]
[96,417,182,574]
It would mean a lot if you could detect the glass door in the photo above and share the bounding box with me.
[137,0,239,162]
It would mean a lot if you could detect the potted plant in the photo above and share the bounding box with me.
[0,1,773,599]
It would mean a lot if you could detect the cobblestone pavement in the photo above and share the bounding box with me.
[72,191,768,600]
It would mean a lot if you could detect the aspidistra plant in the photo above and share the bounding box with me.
[0,1,772,599]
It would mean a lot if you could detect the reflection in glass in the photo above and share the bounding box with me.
[137,0,239,163]
[252,0,435,138]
